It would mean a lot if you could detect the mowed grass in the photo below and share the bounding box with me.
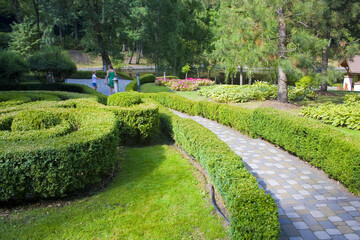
[0,145,228,240]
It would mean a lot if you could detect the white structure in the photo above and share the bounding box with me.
[343,75,353,91]
[339,55,360,91]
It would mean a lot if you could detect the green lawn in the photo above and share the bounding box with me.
[0,145,228,240]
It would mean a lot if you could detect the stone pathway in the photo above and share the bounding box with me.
[172,110,360,240]
[65,79,132,96]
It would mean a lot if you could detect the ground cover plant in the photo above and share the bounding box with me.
[0,145,229,239]
[198,81,316,103]
[300,93,360,130]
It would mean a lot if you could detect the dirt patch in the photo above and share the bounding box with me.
[172,145,230,229]
[259,100,300,110]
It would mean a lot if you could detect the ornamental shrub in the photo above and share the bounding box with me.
[344,93,360,104]
[0,32,10,49]
[107,92,141,107]
[27,47,77,83]
[0,50,29,84]
[11,110,61,131]
[125,74,156,91]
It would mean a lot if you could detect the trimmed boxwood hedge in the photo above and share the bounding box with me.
[156,104,279,239]
[125,74,156,91]
[0,83,107,104]
[148,92,360,194]
[107,92,141,107]
[0,92,159,201]
[252,107,360,194]
[0,105,119,200]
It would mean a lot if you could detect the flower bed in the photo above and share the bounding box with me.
[155,77,214,91]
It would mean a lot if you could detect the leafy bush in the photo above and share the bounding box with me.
[125,74,156,91]
[0,50,29,84]
[198,82,316,102]
[0,32,10,49]
[107,92,141,107]
[155,78,214,91]
[11,110,61,131]
[253,107,360,194]
[157,105,279,239]
[301,103,360,130]
[344,93,360,104]
[27,47,77,83]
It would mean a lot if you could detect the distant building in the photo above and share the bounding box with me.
[339,55,360,91]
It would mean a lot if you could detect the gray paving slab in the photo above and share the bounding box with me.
[172,110,360,239]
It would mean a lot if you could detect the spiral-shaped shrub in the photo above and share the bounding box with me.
[0,94,119,201]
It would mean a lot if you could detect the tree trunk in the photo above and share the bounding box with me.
[240,66,243,85]
[74,21,78,40]
[59,26,63,44]
[135,42,141,64]
[128,51,134,64]
[249,70,252,85]
[277,7,288,103]
[320,47,328,91]
[122,43,126,52]
[32,0,40,31]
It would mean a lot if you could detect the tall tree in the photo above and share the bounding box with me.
[213,0,326,102]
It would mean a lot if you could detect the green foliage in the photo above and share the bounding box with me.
[301,103,360,130]
[0,99,119,201]
[157,105,279,239]
[125,74,156,91]
[0,50,29,84]
[253,107,360,194]
[344,93,360,104]
[198,82,278,103]
[181,64,190,73]
[9,17,41,56]
[107,92,141,107]
[11,110,61,131]
[0,32,10,49]
[27,47,77,83]
[0,83,107,105]
[0,92,160,201]
[295,76,316,89]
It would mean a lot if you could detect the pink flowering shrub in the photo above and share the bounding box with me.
[155,77,214,91]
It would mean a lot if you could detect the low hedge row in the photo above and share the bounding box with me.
[0,93,159,201]
[0,83,107,104]
[70,70,132,80]
[125,74,156,91]
[156,104,279,239]
[148,93,360,194]
[253,107,360,194]
[107,92,141,107]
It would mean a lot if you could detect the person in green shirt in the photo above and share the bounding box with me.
[106,65,117,94]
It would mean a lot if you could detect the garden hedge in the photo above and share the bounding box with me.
[108,92,142,107]
[0,92,159,201]
[0,83,107,104]
[253,107,360,194]
[125,74,156,91]
[147,92,360,194]
[156,104,279,239]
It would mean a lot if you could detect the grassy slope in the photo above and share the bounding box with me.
[0,145,228,240]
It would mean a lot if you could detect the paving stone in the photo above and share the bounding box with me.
[329,216,343,222]
[320,221,337,229]
[314,231,331,239]
[338,225,355,234]
[309,224,325,231]
[298,229,318,240]
[310,210,325,218]
[282,224,301,237]
[326,228,342,235]
[344,233,360,240]
[293,221,309,230]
